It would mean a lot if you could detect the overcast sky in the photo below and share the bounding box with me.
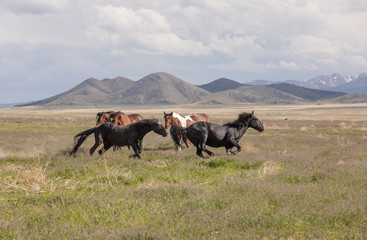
[1,0,367,104]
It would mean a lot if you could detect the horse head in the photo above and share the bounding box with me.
[239,111,264,132]
[96,112,109,126]
[163,111,175,128]
[109,112,119,124]
[152,119,168,137]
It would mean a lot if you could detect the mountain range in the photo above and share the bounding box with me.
[246,73,367,94]
[25,72,367,106]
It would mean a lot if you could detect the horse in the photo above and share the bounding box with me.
[110,112,144,125]
[163,112,211,128]
[169,124,190,151]
[95,111,116,127]
[171,111,264,158]
[70,119,167,159]
[127,113,144,123]
[109,111,131,126]
[96,111,144,126]
[164,111,211,149]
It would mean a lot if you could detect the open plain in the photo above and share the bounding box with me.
[1,104,367,239]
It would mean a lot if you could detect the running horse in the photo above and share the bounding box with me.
[70,119,167,159]
[96,111,144,127]
[171,111,264,158]
[96,111,144,151]
[163,111,211,150]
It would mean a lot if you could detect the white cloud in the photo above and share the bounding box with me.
[0,0,69,14]
[1,0,367,103]
[86,4,210,56]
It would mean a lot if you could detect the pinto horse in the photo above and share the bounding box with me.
[171,111,264,158]
[164,111,211,150]
[70,119,167,159]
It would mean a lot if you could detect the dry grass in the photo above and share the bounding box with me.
[1,103,367,239]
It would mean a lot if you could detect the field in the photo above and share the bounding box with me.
[1,104,367,239]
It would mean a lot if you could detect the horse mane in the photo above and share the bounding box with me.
[223,120,246,129]
[223,113,252,128]
[134,118,157,126]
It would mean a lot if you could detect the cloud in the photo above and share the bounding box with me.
[86,4,210,56]
[1,0,367,103]
[0,0,69,14]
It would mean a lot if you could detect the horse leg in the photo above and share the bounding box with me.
[197,134,214,157]
[129,143,141,159]
[99,143,112,155]
[90,141,100,156]
[202,146,214,156]
[182,134,190,148]
[227,138,241,155]
[196,147,204,158]
[226,147,234,155]
[113,145,121,151]
[136,139,143,154]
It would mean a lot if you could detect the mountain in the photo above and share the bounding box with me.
[245,73,367,94]
[27,72,210,106]
[198,83,347,105]
[198,85,304,105]
[301,73,359,90]
[23,72,367,107]
[112,72,210,104]
[246,79,274,85]
[30,76,135,106]
[197,78,244,93]
[330,74,367,93]
[268,83,346,101]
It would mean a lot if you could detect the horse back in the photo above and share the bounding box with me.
[128,114,144,123]
[186,113,211,127]
[116,112,131,125]
[195,113,211,123]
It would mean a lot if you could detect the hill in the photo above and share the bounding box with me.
[27,73,210,106]
[198,85,304,104]
[24,72,367,107]
[197,78,244,93]
[268,83,346,101]
[30,77,135,106]
[113,72,210,104]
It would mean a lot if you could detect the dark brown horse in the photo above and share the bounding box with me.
[164,111,211,150]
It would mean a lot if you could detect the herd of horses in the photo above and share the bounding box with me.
[71,110,264,159]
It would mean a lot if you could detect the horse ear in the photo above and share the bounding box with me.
[251,110,254,115]
[170,112,173,115]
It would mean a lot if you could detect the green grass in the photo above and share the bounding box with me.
[1,107,367,239]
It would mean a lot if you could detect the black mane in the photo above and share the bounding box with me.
[223,120,246,129]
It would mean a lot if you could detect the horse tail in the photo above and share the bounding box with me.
[70,127,96,156]
[169,125,187,151]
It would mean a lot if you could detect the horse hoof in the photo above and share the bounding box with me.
[129,154,141,159]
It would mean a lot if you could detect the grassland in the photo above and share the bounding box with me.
[1,104,367,239]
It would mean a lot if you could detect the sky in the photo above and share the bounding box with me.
[0,0,367,104]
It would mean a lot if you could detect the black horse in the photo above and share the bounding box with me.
[70,119,167,159]
[172,111,264,158]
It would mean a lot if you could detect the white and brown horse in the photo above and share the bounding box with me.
[163,111,211,150]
